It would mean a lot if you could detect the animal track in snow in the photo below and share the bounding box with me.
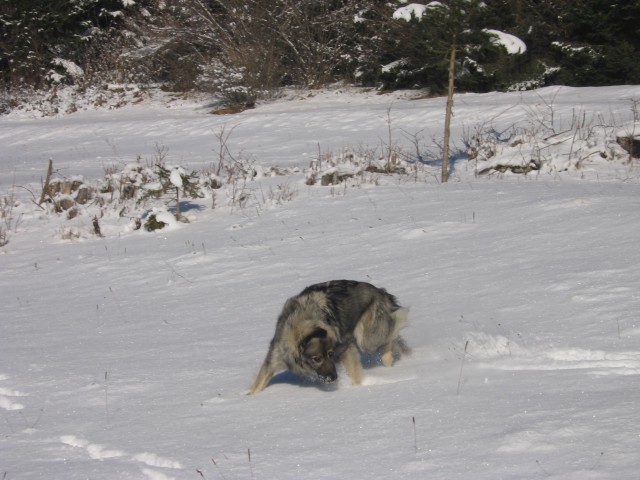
[60,435,126,460]
[540,349,640,376]
[361,374,418,386]
[571,285,633,304]
[0,375,27,411]
[60,434,183,476]
[134,452,183,469]
[141,468,176,480]
[399,222,475,240]
[496,424,592,454]
[465,333,640,376]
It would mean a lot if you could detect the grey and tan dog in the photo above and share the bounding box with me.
[247,280,410,394]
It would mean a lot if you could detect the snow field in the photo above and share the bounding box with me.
[1,85,640,479]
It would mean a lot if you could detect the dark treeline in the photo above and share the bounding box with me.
[2,0,639,105]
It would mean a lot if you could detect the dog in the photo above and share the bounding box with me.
[247,280,410,394]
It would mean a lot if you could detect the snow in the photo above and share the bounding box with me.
[484,29,527,54]
[169,167,184,188]
[1,85,640,479]
[382,59,406,73]
[393,2,441,21]
[52,58,85,78]
[393,3,428,21]
[149,208,180,230]
[616,122,640,140]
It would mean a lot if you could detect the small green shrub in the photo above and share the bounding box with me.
[144,214,167,232]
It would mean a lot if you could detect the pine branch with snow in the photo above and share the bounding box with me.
[140,164,204,222]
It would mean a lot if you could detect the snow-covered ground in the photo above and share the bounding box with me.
[1,85,640,479]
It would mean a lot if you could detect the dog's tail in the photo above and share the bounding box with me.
[391,306,408,330]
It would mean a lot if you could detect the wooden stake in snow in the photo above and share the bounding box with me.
[39,158,53,205]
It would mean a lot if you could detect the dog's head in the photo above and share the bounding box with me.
[299,327,337,383]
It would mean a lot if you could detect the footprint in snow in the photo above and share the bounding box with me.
[142,468,176,480]
[134,452,182,469]
[201,393,226,404]
[0,375,27,411]
[60,435,125,460]
[361,375,417,386]
[60,435,182,468]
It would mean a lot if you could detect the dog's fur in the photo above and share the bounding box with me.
[247,280,410,394]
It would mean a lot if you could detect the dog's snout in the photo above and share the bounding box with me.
[317,363,338,383]
[322,372,338,383]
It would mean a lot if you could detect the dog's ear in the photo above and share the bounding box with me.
[300,327,327,351]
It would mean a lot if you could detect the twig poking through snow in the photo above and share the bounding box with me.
[104,371,110,426]
[248,448,254,480]
[211,458,228,480]
[536,459,551,476]
[412,416,418,454]
[456,340,469,396]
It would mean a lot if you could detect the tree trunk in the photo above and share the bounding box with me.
[442,38,457,183]
[175,187,181,220]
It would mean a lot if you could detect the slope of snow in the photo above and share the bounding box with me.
[1,85,640,480]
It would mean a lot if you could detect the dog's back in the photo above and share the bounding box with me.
[300,279,400,327]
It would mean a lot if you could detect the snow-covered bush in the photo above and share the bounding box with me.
[305,148,409,186]
[466,112,632,176]
[143,208,179,232]
[615,123,640,161]
[138,164,204,222]
[30,151,302,240]
[0,191,18,246]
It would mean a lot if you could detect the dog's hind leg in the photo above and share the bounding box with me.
[393,336,412,357]
[341,343,364,385]
[381,343,395,367]
[382,308,411,366]
[380,336,411,366]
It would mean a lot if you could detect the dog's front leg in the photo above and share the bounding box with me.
[247,351,276,394]
[341,343,364,385]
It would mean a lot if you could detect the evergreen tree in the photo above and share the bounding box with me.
[372,1,526,94]
[2,0,640,103]
[0,0,141,89]
[550,0,640,85]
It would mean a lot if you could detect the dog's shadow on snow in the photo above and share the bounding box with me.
[267,353,393,392]
[268,371,339,393]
